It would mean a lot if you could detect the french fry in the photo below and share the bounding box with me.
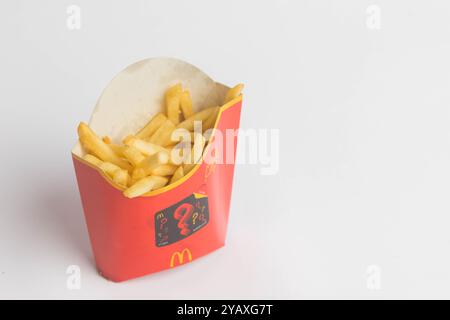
[166,94,181,125]
[123,176,168,198]
[113,169,130,188]
[146,176,168,192]
[83,154,102,166]
[77,122,131,171]
[135,113,167,139]
[183,133,206,173]
[102,136,126,157]
[84,154,129,188]
[149,119,176,146]
[192,133,206,162]
[168,128,194,145]
[165,83,182,100]
[177,106,218,131]
[123,146,146,167]
[180,90,193,119]
[165,83,183,124]
[202,107,220,132]
[124,136,167,156]
[170,166,184,184]
[224,83,244,103]
[137,151,169,175]
[99,162,121,178]
[131,168,147,185]
[122,135,133,145]
[152,164,178,176]
[187,131,195,142]
[109,144,126,157]
[168,141,191,165]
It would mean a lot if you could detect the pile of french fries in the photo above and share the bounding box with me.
[77,83,243,198]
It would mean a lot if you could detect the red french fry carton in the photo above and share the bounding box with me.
[72,58,242,282]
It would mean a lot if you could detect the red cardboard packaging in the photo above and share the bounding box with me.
[72,58,242,282]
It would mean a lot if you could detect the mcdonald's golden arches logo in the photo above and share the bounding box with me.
[170,248,192,268]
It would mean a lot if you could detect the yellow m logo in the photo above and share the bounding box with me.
[170,248,192,268]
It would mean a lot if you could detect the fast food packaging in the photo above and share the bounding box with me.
[71,58,243,282]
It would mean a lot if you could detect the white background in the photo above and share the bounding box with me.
[1,0,450,299]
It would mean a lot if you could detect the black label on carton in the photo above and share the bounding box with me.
[154,193,209,247]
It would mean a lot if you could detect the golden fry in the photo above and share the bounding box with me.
[137,151,169,175]
[136,113,167,139]
[168,141,191,165]
[166,94,181,125]
[99,162,121,178]
[113,169,130,188]
[165,83,182,100]
[224,83,244,103]
[168,128,194,145]
[109,144,126,157]
[84,154,129,188]
[152,164,178,176]
[77,122,131,171]
[183,133,206,173]
[123,146,146,167]
[180,90,193,119]
[83,154,102,166]
[123,176,168,198]
[149,119,176,146]
[202,107,220,132]
[131,168,147,185]
[170,166,184,184]
[102,136,125,156]
[177,106,218,131]
[124,136,167,156]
